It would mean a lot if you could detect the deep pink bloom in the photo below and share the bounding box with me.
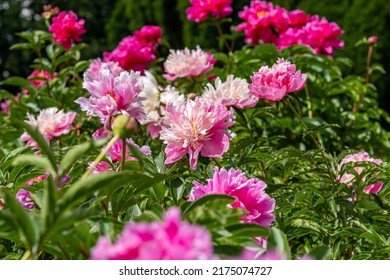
[27,70,57,89]
[288,10,310,27]
[190,167,275,228]
[134,25,163,47]
[338,151,383,194]
[236,0,290,45]
[202,75,258,108]
[21,107,76,148]
[49,11,86,50]
[249,58,307,101]
[163,46,216,81]
[159,97,234,169]
[16,188,35,209]
[91,207,214,260]
[25,174,49,186]
[76,63,145,126]
[186,0,233,22]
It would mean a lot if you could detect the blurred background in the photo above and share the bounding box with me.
[0,0,389,113]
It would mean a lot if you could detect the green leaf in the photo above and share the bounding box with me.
[182,194,235,217]
[1,77,36,93]
[13,155,55,175]
[59,142,94,176]
[225,223,270,239]
[267,228,291,259]
[309,246,332,260]
[11,119,57,175]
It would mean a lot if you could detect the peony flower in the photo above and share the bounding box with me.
[202,75,258,108]
[1,99,12,115]
[91,207,214,260]
[338,151,383,194]
[84,58,124,83]
[27,69,57,89]
[16,188,35,209]
[236,0,290,45]
[134,25,163,47]
[190,167,275,228]
[76,63,145,126]
[159,97,234,169]
[21,107,76,148]
[186,0,233,22]
[248,58,307,101]
[49,11,86,50]
[163,46,216,81]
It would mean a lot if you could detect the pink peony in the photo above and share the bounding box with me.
[190,167,275,228]
[1,99,12,115]
[27,69,57,89]
[163,46,216,81]
[84,58,124,83]
[134,25,163,47]
[186,0,233,22]
[248,58,307,101]
[288,10,310,27]
[236,0,290,45]
[159,97,234,169]
[338,151,384,194]
[91,207,214,260]
[21,107,76,148]
[76,63,145,127]
[49,11,86,50]
[16,188,35,209]
[202,75,258,108]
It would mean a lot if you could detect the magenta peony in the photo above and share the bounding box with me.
[21,107,76,148]
[248,58,307,101]
[186,0,233,22]
[190,167,275,228]
[163,46,216,81]
[338,151,384,194]
[49,11,86,50]
[91,207,214,260]
[159,97,234,169]
[16,188,35,210]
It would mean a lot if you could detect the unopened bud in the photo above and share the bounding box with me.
[113,115,139,138]
[0,198,5,210]
[367,36,378,44]
[187,93,197,100]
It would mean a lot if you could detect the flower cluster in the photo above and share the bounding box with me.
[49,11,86,50]
[159,97,234,169]
[91,207,214,260]
[163,46,216,81]
[338,151,384,195]
[103,25,162,72]
[186,0,233,22]
[21,107,76,148]
[236,0,344,55]
[190,167,275,229]
[76,63,145,127]
[249,58,307,102]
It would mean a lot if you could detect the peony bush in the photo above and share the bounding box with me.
[0,0,389,260]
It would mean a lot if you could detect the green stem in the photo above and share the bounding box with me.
[305,86,313,118]
[353,45,373,113]
[214,19,232,53]
[120,138,126,172]
[81,135,119,179]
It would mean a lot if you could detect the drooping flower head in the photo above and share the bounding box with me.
[49,11,86,50]
[338,151,383,194]
[159,97,234,169]
[91,207,214,260]
[249,58,307,102]
[104,25,162,72]
[163,46,216,81]
[236,0,290,45]
[21,107,76,148]
[76,63,145,126]
[186,0,233,22]
[202,75,258,108]
[190,167,275,228]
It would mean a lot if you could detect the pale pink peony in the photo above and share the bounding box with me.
[21,107,76,148]
[49,11,86,50]
[84,58,124,83]
[202,75,258,108]
[163,46,216,81]
[338,151,383,194]
[16,188,35,209]
[190,167,275,228]
[76,63,145,126]
[159,97,234,169]
[248,58,307,101]
[236,0,290,45]
[186,0,233,22]
[91,207,214,260]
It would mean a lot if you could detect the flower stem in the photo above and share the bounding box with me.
[120,138,126,172]
[305,86,313,118]
[81,135,119,179]
[214,19,232,53]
